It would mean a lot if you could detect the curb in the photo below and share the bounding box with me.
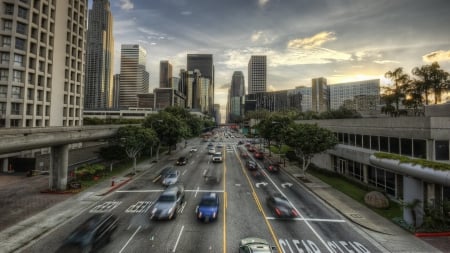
[98,177,132,196]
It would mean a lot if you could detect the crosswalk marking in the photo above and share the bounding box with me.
[90,201,122,213]
[125,201,153,213]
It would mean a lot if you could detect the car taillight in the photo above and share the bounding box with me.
[275,208,282,216]
[291,209,298,217]
[269,166,273,170]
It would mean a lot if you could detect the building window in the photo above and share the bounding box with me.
[16,22,27,35]
[18,7,28,19]
[0,69,8,81]
[3,20,12,31]
[413,139,427,159]
[11,103,21,115]
[4,3,14,15]
[2,36,11,47]
[363,135,370,149]
[15,38,26,50]
[1,52,9,64]
[435,140,449,161]
[10,119,21,127]
[13,70,23,83]
[14,54,24,67]
[389,137,399,154]
[0,102,6,114]
[400,138,412,157]
[356,134,362,147]
[380,136,389,152]
[11,86,22,99]
[0,85,7,98]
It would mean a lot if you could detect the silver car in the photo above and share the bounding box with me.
[150,184,185,220]
[162,170,180,186]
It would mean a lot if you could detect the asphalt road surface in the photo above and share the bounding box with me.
[22,133,389,253]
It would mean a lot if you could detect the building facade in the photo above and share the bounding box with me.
[112,73,120,108]
[119,44,147,108]
[248,55,266,94]
[329,79,380,111]
[294,86,312,112]
[84,0,114,109]
[0,0,87,128]
[311,77,329,113]
[159,60,172,88]
[187,54,214,114]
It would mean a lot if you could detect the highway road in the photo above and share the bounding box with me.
[23,131,385,253]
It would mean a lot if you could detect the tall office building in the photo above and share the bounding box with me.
[312,77,329,113]
[0,0,87,128]
[119,44,147,108]
[159,60,172,88]
[187,54,214,114]
[112,74,120,108]
[229,71,245,122]
[248,55,267,94]
[84,0,114,109]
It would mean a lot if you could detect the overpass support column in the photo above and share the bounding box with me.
[49,144,69,191]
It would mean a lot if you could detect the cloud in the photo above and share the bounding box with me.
[119,0,134,11]
[251,31,274,44]
[287,31,336,49]
[374,60,400,64]
[258,0,270,8]
[423,50,450,62]
[181,11,192,16]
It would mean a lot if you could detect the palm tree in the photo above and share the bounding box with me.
[384,67,410,111]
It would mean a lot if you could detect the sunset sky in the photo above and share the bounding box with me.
[103,0,450,115]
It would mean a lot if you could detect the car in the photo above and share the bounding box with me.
[239,237,275,253]
[176,156,188,166]
[264,159,280,173]
[246,160,258,170]
[56,213,118,253]
[190,147,198,152]
[266,193,298,218]
[254,150,264,160]
[150,184,185,220]
[196,192,219,222]
[212,152,223,163]
[238,140,244,145]
[208,147,216,155]
[207,142,214,148]
[162,170,180,186]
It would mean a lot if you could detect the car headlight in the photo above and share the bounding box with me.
[212,212,217,218]
[168,207,174,214]
[152,208,157,214]
[198,211,202,218]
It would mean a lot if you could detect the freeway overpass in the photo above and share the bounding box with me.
[0,125,121,191]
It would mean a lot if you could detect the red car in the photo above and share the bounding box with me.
[254,151,264,160]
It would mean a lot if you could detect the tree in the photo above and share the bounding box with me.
[257,115,292,156]
[284,123,338,177]
[115,125,157,175]
[384,67,410,111]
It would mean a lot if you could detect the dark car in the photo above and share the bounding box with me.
[266,193,298,218]
[254,150,264,160]
[150,184,185,220]
[176,156,188,166]
[56,213,118,253]
[264,159,280,173]
[196,192,219,222]
[246,160,258,170]
[239,237,275,253]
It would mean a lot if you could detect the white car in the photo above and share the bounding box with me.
[190,147,198,152]
[208,148,216,155]
[212,152,223,163]
[162,170,180,186]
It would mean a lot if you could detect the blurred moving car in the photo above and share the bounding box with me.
[196,192,219,222]
[151,184,185,220]
[190,147,198,152]
[246,160,258,170]
[176,156,188,166]
[56,213,118,253]
[162,170,180,186]
[266,193,298,218]
[239,237,275,253]
[263,159,280,173]
[254,150,264,160]
[208,147,216,155]
[212,151,223,163]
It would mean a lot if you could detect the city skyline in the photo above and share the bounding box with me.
[105,0,450,113]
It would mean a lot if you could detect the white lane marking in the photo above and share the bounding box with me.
[259,169,334,253]
[89,201,122,213]
[194,186,200,198]
[182,170,187,176]
[179,201,187,213]
[172,225,185,252]
[266,217,345,222]
[125,201,153,213]
[119,226,141,253]
[185,189,224,193]
[116,190,164,193]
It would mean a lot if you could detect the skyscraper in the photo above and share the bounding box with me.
[248,55,267,94]
[229,71,245,122]
[159,60,172,88]
[0,0,87,128]
[119,44,148,108]
[84,0,114,109]
[187,54,214,114]
[312,77,329,113]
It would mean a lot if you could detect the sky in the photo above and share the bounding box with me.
[102,0,450,117]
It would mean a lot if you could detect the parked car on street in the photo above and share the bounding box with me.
[162,170,180,186]
[150,184,185,220]
[196,192,219,222]
[56,213,118,253]
[266,193,298,218]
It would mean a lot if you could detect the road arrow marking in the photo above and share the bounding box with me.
[255,182,268,188]
[281,182,293,188]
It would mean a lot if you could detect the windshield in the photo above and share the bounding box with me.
[200,199,217,206]
[158,195,176,202]
[167,173,177,178]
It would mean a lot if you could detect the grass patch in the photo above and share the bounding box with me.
[308,168,402,220]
